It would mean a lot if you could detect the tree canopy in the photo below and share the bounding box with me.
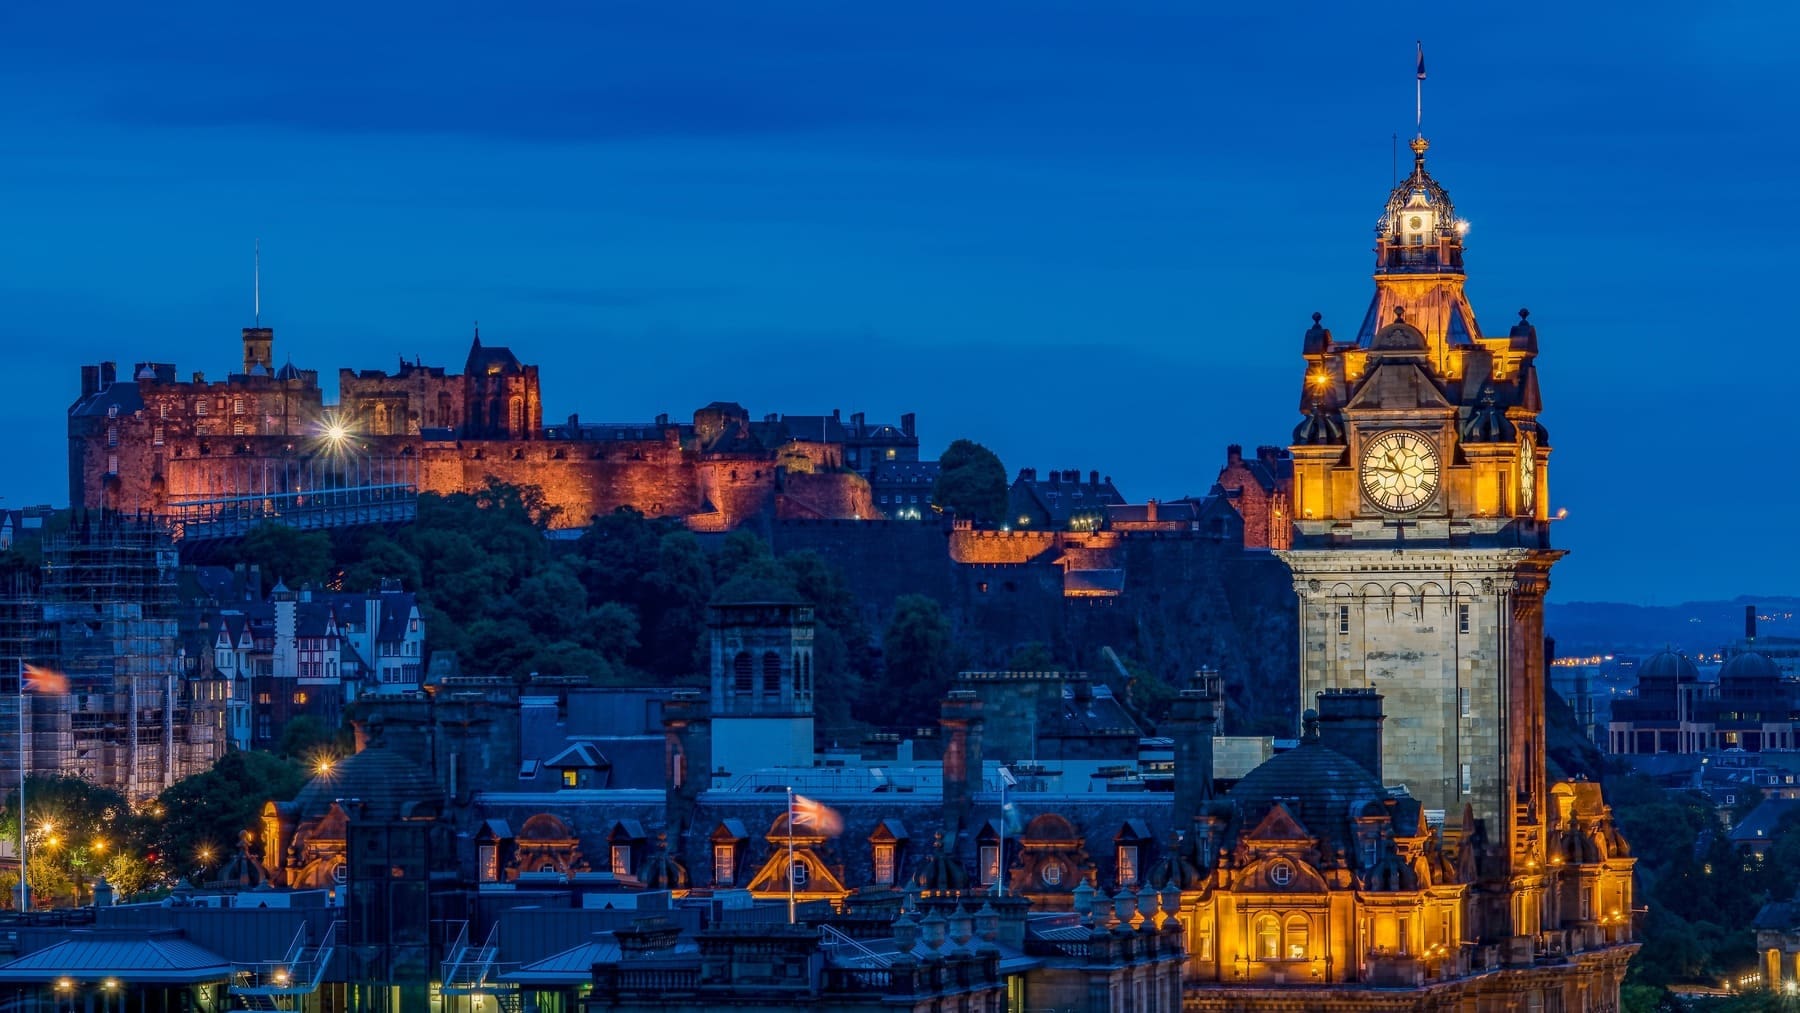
[931,439,1008,525]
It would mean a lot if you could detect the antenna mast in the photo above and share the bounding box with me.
[254,239,262,327]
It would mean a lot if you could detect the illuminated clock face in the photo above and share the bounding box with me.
[1359,430,1440,513]
[1519,438,1537,513]
[1408,215,1423,230]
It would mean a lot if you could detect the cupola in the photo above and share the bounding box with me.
[1376,136,1465,275]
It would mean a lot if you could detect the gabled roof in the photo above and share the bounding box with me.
[0,930,231,983]
[545,741,608,770]
[1731,798,1800,844]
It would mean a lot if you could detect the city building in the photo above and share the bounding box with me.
[0,515,222,802]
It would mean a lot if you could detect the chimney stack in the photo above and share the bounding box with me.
[939,690,984,840]
[1315,688,1385,782]
[1167,667,1222,826]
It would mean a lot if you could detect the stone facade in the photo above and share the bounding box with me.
[70,333,907,531]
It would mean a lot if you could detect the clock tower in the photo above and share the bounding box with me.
[1280,134,1556,888]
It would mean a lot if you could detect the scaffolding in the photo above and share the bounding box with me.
[0,514,219,803]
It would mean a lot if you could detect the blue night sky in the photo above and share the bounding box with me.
[0,3,1792,605]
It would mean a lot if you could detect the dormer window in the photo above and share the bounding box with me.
[873,844,896,885]
[1117,845,1139,887]
[714,845,735,885]
[610,844,632,878]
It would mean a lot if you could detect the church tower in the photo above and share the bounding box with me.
[1279,133,1556,893]
[706,600,816,782]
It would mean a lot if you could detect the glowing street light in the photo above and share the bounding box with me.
[315,758,335,776]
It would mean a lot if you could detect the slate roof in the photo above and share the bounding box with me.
[290,736,441,819]
[466,336,525,374]
[70,380,145,418]
[1731,798,1800,845]
[1225,730,1390,853]
[0,930,231,983]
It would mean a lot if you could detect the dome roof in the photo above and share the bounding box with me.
[1293,403,1345,446]
[1460,386,1516,443]
[1378,137,1458,236]
[290,736,440,820]
[1721,651,1781,682]
[1226,713,1385,851]
[1639,651,1700,683]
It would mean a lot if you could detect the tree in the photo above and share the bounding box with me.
[573,508,664,604]
[275,715,345,763]
[151,751,306,885]
[234,523,334,586]
[641,531,716,678]
[879,594,955,724]
[931,439,1008,525]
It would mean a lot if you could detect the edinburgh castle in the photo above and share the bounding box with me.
[69,327,907,531]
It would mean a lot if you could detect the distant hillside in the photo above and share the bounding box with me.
[1546,596,1800,657]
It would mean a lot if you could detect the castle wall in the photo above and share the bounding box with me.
[776,471,875,521]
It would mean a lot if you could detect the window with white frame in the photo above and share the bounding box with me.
[611,844,632,877]
[714,845,734,885]
[873,844,895,886]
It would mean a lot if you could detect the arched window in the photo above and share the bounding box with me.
[1197,914,1214,961]
[509,396,525,433]
[1254,914,1281,960]
[762,651,782,697]
[733,652,753,693]
[1284,915,1310,960]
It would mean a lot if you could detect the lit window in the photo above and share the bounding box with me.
[195,398,207,416]
[106,426,119,448]
[562,769,578,788]
[713,845,734,885]
[611,844,632,878]
[153,426,165,446]
[885,449,896,460]
[1255,915,1280,959]
[479,845,499,883]
[292,692,307,705]
[873,844,895,886]
[789,860,807,887]
[1285,916,1310,960]
[1117,845,1138,887]
[979,845,1000,886]
[234,397,244,415]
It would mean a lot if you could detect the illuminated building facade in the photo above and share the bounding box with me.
[1235,132,1641,1007]
[68,330,910,530]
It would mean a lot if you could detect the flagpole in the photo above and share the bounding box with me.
[997,773,1006,898]
[1415,41,1426,137]
[786,788,796,924]
[16,660,26,913]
